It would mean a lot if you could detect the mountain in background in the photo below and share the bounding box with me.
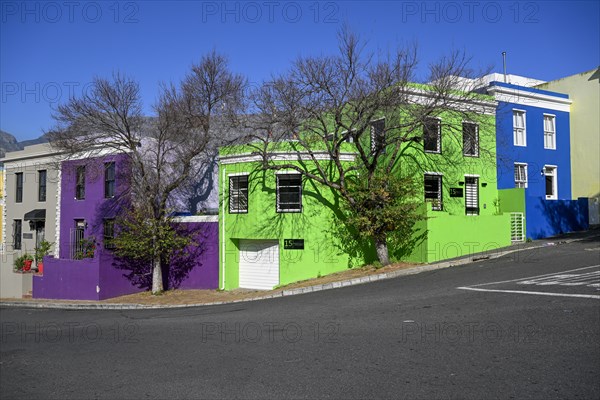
[0,130,49,159]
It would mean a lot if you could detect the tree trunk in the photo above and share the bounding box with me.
[152,256,164,294]
[375,234,390,266]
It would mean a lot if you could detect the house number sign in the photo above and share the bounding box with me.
[284,239,304,250]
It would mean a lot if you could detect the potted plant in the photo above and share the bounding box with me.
[35,240,53,274]
[14,254,34,272]
[74,237,96,260]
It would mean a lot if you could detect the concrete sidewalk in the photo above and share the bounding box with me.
[1,230,597,310]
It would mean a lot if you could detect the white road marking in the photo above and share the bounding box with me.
[457,264,600,299]
[518,271,600,287]
[457,287,600,299]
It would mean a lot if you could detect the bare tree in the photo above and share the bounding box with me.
[247,28,494,266]
[48,51,246,293]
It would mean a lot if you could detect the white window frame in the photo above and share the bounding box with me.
[424,117,442,153]
[544,165,558,200]
[424,173,443,211]
[513,109,526,147]
[514,163,528,189]
[276,173,302,213]
[543,114,556,150]
[228,173,249,213]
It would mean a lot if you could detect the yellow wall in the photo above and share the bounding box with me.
[537,68,600,200]
[0,168,3,244]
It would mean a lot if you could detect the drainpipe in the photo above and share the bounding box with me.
[220,165,226,290]
[502,52,507,83]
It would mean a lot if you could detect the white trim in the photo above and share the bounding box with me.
[219,152,357,165]
[227,172,250,177]
[512,109,527,147]
[274,170,302,175]
[514,162,528,189]
[221,166,226,290]
[403,87,497,115]
[488,86,571,112]
[172,215,218,223]
[54,168,61,258]
[424,171,443,175]
[543,114,556,150]
[544,165,558,200]
[464,174,480,177]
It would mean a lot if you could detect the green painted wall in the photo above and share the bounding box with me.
[219,159,373,290]
[499,188,526,213]
[406,208,511,263]
[219,106,513,289]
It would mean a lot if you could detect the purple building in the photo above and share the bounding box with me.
[33,154,219,300]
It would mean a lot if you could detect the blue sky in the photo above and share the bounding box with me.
[1,0,598,141]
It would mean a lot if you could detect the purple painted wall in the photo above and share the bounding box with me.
[33,154,219,300]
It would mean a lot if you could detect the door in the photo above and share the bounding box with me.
[239,240,280,290]
[35,221,45,263]
[465,177,479,215]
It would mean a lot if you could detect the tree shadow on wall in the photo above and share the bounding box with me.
[530,197,589,239]
[111,223,208,291]
[165,223,209,290]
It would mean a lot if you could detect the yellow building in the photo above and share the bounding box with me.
[0,167,4,248]
[537,68,600,225]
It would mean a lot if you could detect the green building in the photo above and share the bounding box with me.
[218,98,512,291]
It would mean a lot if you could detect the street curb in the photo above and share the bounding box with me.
[0,236,593,311]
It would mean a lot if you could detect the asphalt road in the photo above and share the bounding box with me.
[1,233,599,399]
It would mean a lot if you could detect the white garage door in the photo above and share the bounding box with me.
[239,240,280,290]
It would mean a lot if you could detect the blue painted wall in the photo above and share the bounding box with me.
[490,82,588,238]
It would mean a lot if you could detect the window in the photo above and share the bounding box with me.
[424,174,443,211]
[276,174,302,212]
[514,163,528,188]
[103,219,116,249]
[104,162,116,198]
[229,175,248,213]
[13,220,22,250]
[424,118,441,153]
[544,114,556,149]
[38,170,47,202]
[15,172,23,203]
[513,110,526,146]
[75,166,85,200]
[544,166,558,200]
[462,122,479,157]
[465,176,479,215]
[370,119,385,153]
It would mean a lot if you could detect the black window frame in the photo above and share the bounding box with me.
[229,175,249,214]
[15,172,23,203]
[104,162,116,198]
[13,219,22,250]
[423,118,442,153]
[75,166,86,200]
[424,174,443,211]
[462,122,479,157]
[38,170,47,202]
[370,118,386,153]
[276,174,302,213]
[465,176,480,215]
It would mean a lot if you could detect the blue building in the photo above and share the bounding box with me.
[485,77,588,239]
